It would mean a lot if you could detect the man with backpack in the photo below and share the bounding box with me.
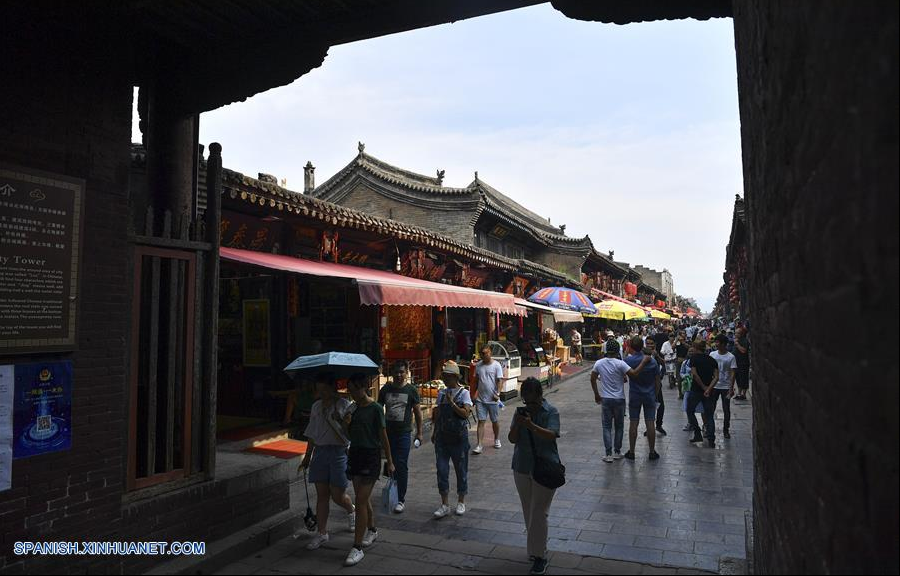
[431,361,474,518]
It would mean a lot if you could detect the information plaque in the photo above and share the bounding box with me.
[0,164,83,353]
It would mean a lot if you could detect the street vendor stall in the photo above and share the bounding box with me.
[485,340,522,400]
[518,342,552,384]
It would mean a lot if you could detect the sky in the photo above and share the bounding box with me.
[150,4,743,312]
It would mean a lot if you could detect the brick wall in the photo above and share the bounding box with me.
[339,183,476,244]
[0,35,295,574]
[0,37,133,574]
[117,460,290,574]
[535,250,583,281]
[733,1,899,573]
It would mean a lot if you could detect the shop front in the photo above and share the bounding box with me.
[216,247,521,436]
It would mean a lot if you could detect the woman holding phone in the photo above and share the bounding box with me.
[509,378,561,576]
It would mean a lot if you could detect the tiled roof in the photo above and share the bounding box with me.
[217,165,574,285]
[586,249,630,276]
[312,148,593,253]
[473,178,564,236]
[131,143,574,284]
[314,151,473,197]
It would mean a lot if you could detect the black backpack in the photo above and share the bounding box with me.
[437,388,469,445]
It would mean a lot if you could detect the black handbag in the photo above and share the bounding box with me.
[527,427,566,490]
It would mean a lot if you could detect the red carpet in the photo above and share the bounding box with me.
[217,424,286,442]
[559,362,590,379]
[244,439,308,459]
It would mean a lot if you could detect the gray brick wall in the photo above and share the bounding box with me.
[339,183,475,245]
[0,40,133,574]
[0,38,294,575]
[535,250,583,281]
[734,1,898,573]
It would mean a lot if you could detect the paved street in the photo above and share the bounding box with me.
[217,368,753,574]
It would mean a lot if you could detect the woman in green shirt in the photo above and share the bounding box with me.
[343,373,394,567]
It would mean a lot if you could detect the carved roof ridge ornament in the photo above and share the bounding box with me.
[437,169,445,185]
[358,141,365,155]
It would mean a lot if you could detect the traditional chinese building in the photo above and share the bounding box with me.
[308,145,593,281]
[581,249,630,300]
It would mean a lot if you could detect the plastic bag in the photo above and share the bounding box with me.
[382,477,399,514]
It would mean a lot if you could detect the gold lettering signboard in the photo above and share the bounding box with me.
[0,165,84,353]
[242,299,271,367]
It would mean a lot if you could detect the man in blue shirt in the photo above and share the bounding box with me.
[624,336,661,461]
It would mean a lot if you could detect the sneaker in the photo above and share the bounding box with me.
[494,440,502,449]
[361,528,378,548]
[603,454,614,463]
[344,547,365,567]
[624,451,635,460]
[656,427,667,436]
[348,507,356,532]
[306,532,329,551]
[393,502,405,514]
[707,439,716,448]
[472,445,483,455]
[648,451,660,461]
[455,502,466,516]
[682,424,692,432]
[690,434,704,443]
[613,451,623,460]
[530,557,549,575]
[724,430,731,439]
[433,504,451,519]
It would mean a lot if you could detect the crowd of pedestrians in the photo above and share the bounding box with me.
[294,320,748,574]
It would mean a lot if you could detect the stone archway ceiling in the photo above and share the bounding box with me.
[130,0,547,113]
[551,0,731,24]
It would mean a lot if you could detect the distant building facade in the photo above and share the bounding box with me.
[633,265,675,302]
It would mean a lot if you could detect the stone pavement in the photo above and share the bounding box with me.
[216,368,753,575]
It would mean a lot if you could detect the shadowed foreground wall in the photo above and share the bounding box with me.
[733,1,899,573]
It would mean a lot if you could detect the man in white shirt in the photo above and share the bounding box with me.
[570,328,583,365]
[660,333,678,389]
[590,341,651,462]
[709,334,737,440]
[473,345,505,454]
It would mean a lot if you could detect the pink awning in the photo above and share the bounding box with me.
[221,247,522,315]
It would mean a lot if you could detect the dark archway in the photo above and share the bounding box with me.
[0,2,896,574]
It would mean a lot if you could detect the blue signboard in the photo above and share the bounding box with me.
[12,361,72,459]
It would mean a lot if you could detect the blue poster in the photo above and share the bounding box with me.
[12,361,72,459]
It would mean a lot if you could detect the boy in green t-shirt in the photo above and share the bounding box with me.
[378,360,423,514]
